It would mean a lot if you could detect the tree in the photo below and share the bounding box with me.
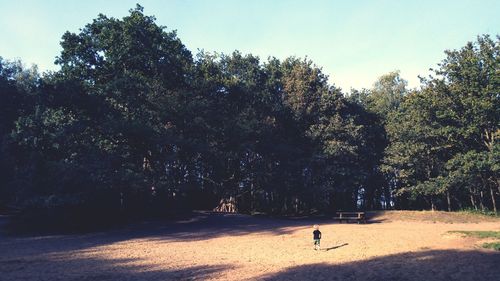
[0,58,40,208]
[367,71,407,120]
[384,35,499,212]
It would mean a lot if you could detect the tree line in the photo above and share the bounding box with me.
[0,6,498,222]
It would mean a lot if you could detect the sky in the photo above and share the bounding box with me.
[0,0,498,91]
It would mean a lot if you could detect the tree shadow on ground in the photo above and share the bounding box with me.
[364,211,389,222]
[258,249,500,281]
[1,253,233,281]
[0,211,331,257]
[1,245,498,280]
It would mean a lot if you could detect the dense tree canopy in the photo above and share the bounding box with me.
[0,6,498,223]
[384,35,499,212]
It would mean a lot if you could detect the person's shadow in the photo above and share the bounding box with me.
[325,243,348,251]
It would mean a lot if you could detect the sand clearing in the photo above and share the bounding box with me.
[1,211,499,280]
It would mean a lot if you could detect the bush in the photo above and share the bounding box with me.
[458,208,498,217]
[482,242,500,251]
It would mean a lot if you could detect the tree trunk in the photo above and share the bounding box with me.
[430,197,436,211]
[384,186,391,210]
[470,194,477,210]
[446,191,451,212]
[490,186,497,215]
[480,191,485,212]
[365,185,375,210]
[250,182,254,212]
[353,188,359,210]
[497,178,500,195]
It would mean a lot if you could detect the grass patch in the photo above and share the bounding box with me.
[482,242,500,251]
[368,210,500,223]
[448,231,500,239]
[458,209,498,217]
[448,231,500,251]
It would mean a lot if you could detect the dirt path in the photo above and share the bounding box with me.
[1,212,499,280]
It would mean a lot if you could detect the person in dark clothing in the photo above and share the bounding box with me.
[313,224,322,250]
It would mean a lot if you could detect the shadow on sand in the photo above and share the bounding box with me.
[325,243,349,251]
[1,212,499,280]
[1,247,498,280]
[259,249,500,281]
[1,255,234,281]
[0,211,333,256]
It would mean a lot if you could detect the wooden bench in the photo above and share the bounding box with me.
[333,211,366,223]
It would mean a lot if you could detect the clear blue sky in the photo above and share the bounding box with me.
[1,0,498,90]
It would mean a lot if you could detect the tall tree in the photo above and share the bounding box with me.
[384,35,499,212]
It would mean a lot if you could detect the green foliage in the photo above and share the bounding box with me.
[368,70,407,118]
[447,231,500,251]
[383,35,499,211]
[2,6,381,218]
[0,5,498,224]
[482,242,500,251]
[448,231,500,239]
[448,231,500,251]
[458,208,499,217]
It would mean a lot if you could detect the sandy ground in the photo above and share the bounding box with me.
[1,212,499,281]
